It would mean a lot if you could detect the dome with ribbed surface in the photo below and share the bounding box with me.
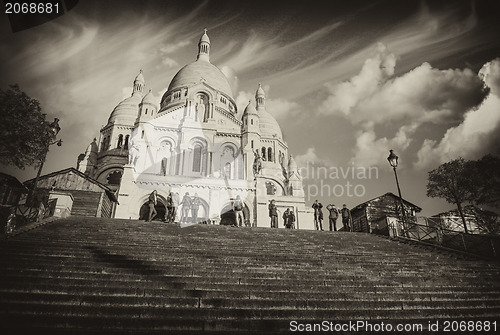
[108,93,142,125]
[166,61,233,99]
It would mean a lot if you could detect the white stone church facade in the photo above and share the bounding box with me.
[77,30,311,229]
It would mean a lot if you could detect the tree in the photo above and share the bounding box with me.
[470,154,500,209]
[0,84,53,169]
[470,206,500,234]
[427,158,475,233]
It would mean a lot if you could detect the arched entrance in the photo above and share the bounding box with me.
[220,202,250,226]
[139,200,167,221]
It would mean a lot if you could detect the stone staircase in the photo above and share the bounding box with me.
[1,217,499,334]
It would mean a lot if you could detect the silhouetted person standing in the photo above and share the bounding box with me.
[171,192,179,223]
[283,208,295,229]
[312,200,323,231]
[191,193,201,223]
[166,193,174,223]
[233,195,244,227]
[341,204,352,232]
[326,204,339,231]
[147,190,157,222]
[269,199,278,228]
[180,192,191,223]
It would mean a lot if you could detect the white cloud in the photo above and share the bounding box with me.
[320,43,487,128]
[160,40,191,55]
[479,58,500,95]
[352,123,418,168]
[235,90,254,115]
[266,98,300,120]
[318,43,490,168]
[221,22,343,76]
[259,2,481,100]
[319,43,396,119]
[295,147,321,169]
[122,86,133,100]
[161,57,179,68]
[235,85,300,121]
[415,65,500,170]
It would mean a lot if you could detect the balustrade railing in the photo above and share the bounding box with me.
[386,216,499,261]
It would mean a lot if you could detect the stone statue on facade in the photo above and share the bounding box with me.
[128,138,140,166]
[253,150,262,176]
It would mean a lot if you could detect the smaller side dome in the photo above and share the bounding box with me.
[243,100,257,116]
[259,109,283,139]
[86,138,99,155]
[141,89,156,105]
[108,94,142,125]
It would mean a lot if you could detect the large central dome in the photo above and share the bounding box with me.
[163,30,233,102]
[167,61,233,99]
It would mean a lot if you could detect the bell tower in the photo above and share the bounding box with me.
[197,28,210,62]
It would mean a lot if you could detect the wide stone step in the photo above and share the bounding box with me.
[2,303,499,320]
[2,298,499,317]
[3,272,492,291]
[3,289,500,303]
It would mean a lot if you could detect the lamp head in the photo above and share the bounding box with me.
[387,149,398,168]
[49,118,61,136]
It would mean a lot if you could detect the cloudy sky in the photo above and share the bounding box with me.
[1,0,499,216]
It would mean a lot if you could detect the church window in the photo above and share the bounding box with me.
[224,162,231,179]
[124,135,129,150]
[268,147,273,162]
[107,171,122,185]
[117,134,123,149]
[251,119,253,125]
[192,144,202,172]
[261,147,266,161]
[251,140,254,149]
[145,108,148,115]
[141,130,144,139]
[161,158,168,176]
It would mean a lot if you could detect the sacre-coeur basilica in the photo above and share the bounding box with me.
[76,30,311,228]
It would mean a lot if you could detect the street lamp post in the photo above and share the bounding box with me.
[387,150,407,233]
[30,118,62,205]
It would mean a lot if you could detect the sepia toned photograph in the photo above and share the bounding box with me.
[1,0,499,333]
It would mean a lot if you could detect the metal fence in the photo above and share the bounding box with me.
[2,199,56,235]
[387,216,500,261]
